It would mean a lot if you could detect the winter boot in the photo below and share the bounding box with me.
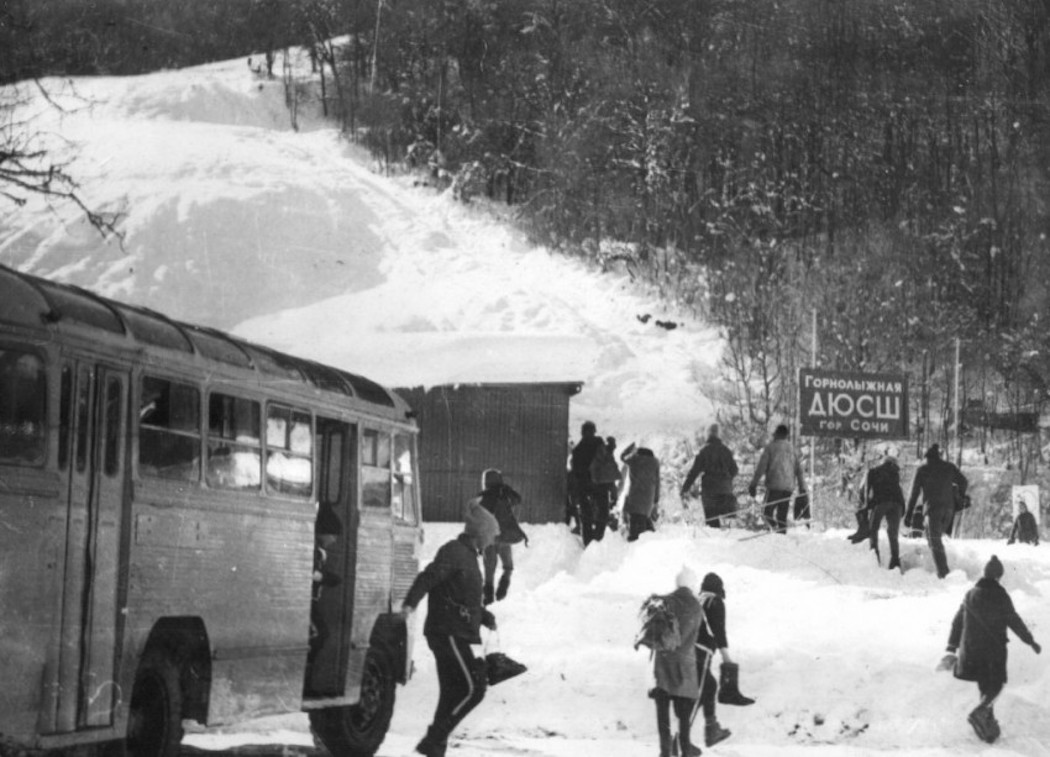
[704,720,731,747]
[717,662,756,706]
[967,705,1000,743]
[415,726,448,757]
[483,583,495,606]
[674,734,702,756]
[496,570,512,601]
[847,510,870,543]
[888,555,901,571]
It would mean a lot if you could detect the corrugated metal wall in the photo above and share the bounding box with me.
[395,383,580,523]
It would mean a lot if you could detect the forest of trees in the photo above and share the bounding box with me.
[5,0,1050,472]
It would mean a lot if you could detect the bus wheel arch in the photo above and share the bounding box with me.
[134,617,211,722]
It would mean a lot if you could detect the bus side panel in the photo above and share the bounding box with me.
[127,486,314,723]
[0,478,64,745]
[347,507,394,695]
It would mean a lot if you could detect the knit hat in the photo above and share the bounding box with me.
[925,444,942,460]
[701,572,726,599]
[676,565,699,590]
[481,468,503,489]
[774,424,789,439]
[464,498,500,546]
[984,555,1004,581]
[707,423,720,438]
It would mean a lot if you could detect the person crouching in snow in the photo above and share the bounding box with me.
[477,468,529,604]
[692,572,750,749]
[939,555,1041,744]
[401,501,500,757]
[651,566,704,757]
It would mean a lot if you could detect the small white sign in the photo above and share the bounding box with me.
[1011,485,1041,524]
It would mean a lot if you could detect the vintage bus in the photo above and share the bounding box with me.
[0,264,421,757]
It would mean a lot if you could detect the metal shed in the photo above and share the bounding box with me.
[395,382,582,523]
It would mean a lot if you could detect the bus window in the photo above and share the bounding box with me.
[361,428,390,509]
[392,433,417,524]
[206,393,261,490]
[0,349,46,465]
[139,376,200,481]
[265,404,313,498]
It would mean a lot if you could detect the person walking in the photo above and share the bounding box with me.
[690,572,742,749]
[588,436,622,543]
[862,445,907,570]
[939,555,1041,743]
[569,421,604,539]
[619,443,661,541]
[477,468,529,604]
[905,444,968,578]
[401,501,500,757]
[748,424,807,534]
[680,424,739,527]
[651,566,704,757]
[1007,502,1040,546]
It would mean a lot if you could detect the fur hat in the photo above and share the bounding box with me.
[676,565,698,590]
[984,555,1004,581]
[464,498,499,546]
[701,572,726,599]
[482,468,503,489]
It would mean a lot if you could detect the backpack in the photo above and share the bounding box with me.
[633,594,682,652]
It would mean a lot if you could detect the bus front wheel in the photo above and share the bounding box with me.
[310,644,396,757]
[126,650,184,757]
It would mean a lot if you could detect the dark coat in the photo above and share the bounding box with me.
[863,459,906,510]
[589,444,622,485]
[947,577,1035,684]
[404,534,490,642]
[570,434,604,484]
[695,592,728,651]
[681,436,738,495]
[906,457,968,518]
[478,483,528,545]
[653,586,703,698]
[621,448,661,516]
[1008,511,1040,545]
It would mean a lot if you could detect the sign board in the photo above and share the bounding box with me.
[1011,485,1040,523]
[799,368,909,439]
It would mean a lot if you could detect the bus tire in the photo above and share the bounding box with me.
[310,644,396,757]
[126,650,184,757]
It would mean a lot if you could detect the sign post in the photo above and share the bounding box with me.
[798,368,909,440]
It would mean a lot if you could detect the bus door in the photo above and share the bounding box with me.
[51,362,128,732]
[305,418,357,697]
[390,431,420,608]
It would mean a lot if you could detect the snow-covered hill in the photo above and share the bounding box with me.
[2,54,1048,757]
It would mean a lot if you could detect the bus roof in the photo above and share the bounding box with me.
[0,264,407,415]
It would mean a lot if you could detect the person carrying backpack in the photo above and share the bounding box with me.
[477,468,529,605]
[647,566,704,757]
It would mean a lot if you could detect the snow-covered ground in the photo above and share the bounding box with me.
[2,53,1049,756]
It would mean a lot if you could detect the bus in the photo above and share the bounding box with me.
[0,264,421,757]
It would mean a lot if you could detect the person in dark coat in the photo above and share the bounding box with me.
[401,501,500,757]
[619,443,661,541]
[1007,502,1040,546]
[680,424,739,527]
[748,424,806,534]
[862,445,907,570]
[905,444,968,578]
[588,436,622,543]
[940,555,1041,743]
[477,468,529,604]
[690,572,737,749]
[651,566,704,757]
[568,420,604,537]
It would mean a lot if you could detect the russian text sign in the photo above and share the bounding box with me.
[799,368,909,439]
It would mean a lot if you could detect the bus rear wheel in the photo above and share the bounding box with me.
[126,650,184,757]
[310,644,396,757]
